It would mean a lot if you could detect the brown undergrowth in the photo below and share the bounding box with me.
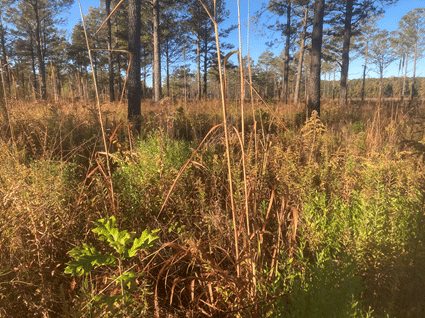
[1,98,425,317]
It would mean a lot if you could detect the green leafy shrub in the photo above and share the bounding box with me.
[65,216,159,317]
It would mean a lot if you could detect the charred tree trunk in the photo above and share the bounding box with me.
[128,0,142,131]
[307,0,325,116]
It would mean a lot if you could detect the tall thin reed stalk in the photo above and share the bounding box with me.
[236,2,256,298]
[199,0,240,278]
[237,0,245,145]
[78,0,115,214]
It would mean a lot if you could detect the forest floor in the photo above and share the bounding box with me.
[1,98,425,317]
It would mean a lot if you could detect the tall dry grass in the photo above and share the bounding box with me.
[2,92,425,316]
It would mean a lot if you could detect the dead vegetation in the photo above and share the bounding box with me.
[1,97,425,317]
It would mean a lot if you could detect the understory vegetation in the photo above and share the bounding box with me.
[1,98,425,317]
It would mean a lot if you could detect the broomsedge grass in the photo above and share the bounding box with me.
[1,91,425,317]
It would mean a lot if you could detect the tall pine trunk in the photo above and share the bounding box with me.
[307,0,325,116]
[283,0,291,104]
[0,15,10,95]
[339,0,353,108]
[152,0,161,102]
[106,0,115,102]
[30,34,38,95]
[128,0,142,131]
[165,39,170,96]
[33,0,47,100]
[197,39,201,100]
[402,55,407,100]
[361,41,368,102]
[294,6,308,107]
[411,41,417,99]
[203,38,208,98]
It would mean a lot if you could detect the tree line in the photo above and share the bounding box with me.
[1,0,424,118]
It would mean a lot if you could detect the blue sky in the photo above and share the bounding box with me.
[63,0,424,83]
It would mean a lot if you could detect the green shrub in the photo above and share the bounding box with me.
[65,216,159,317]
[112,130,193,215]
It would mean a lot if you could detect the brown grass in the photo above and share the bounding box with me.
[0,96,425,317]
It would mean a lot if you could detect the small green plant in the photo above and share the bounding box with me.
[112,129,193,215]
[65,216,160,317]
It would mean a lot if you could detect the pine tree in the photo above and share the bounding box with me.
[152,0,161,102]
[397,8,425,99]
[327,0,397,107]
[127,0,141,131]
[369,29,395,99]
[307,0,325,116]
[357,17,379,101]
[267,0,294,103]
[5,0,73,100]
[104,0,115,102]
[0,13,10,95]
[293,1,311,106]
[186,0,235,99]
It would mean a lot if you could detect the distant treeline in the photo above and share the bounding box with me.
[321,77,425,100]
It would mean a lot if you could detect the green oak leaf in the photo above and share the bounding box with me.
[126,229,160,258]
[65,244,116,276]
[92,216,133,255]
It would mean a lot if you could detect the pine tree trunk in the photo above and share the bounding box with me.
[33,0,47,100]
[361,41,368,102]
[165,39,170,96]
[339,0,353,108]
[115,26,123,96]
[30,35,38,94]
[152,0,161,102]
[203,39,208,99]
[402,56,407,100]
[411,41,417,99]
[294,6,308,107]
[56,66,61,97]
[128,0,142,131]
[106,0,115,102]
[0,15,10,95]
[307,0,325,116]
[197,39,201,100]
[283,0,291,104]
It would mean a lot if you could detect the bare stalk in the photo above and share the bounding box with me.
[78,0,115,214]
[233,126,256,299]
[198,0,240,278]
[237,0,245,144]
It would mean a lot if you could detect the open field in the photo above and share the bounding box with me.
[1,98,425,317]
